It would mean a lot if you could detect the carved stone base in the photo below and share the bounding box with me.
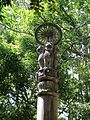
[37,80,58,93]
[36,67,58,120]
[36,68,57,82]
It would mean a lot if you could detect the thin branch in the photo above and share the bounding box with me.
[58,79,87,116]
[58,99,74,116]
[75,22,87,29]
[61,7,76,28]
[86,35,90,40]
[67,47,90,59]
[62,42,90,59]
[0,22,34,36]
[59,24,69,31]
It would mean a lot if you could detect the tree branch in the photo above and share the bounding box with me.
[67,47,90,59]
[63,42,90,59]
[61,7,76,28]
[0,22,34,36]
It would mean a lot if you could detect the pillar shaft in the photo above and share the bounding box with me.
[36,70,58,120]
[37,92,58,120]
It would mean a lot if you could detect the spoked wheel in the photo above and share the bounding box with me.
[35,23,62,45]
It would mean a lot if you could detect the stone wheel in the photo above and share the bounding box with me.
[35,23,62,45]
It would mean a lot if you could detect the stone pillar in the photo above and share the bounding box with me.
[36,68,58,120]
[35,22,62,120]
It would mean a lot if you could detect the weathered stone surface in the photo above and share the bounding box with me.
[37,92,58,120]
[37,42,55,70]
[37,80,57,93]
[36,67,57,81]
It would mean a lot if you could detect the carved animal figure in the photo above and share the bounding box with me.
[37,45,44,70]
[44,42,54,68]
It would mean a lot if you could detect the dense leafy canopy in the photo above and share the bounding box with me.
[0,0,90,120]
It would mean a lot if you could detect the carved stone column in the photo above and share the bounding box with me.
[36,68,58,120]
[35,23,62,120]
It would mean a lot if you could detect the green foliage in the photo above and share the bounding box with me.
[0,0,11,6]
[0,0,90,120]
